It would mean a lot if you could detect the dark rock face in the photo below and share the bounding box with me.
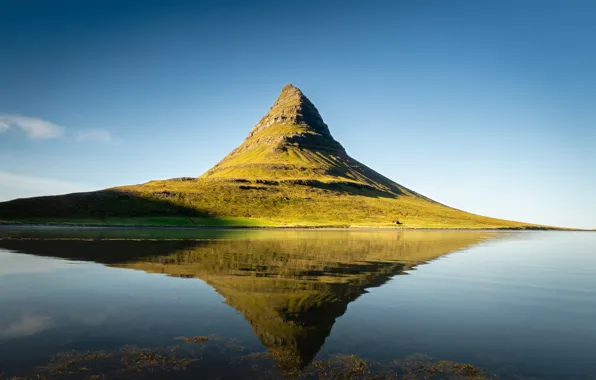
[248,84,333,138]
[223,84,346,160]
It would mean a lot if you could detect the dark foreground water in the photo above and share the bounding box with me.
[0,228,594,379]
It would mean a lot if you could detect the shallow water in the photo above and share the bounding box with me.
[0,228,594,379]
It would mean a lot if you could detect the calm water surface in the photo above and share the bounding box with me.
[0,228,594,379]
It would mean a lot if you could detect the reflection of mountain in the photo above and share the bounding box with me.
[0,231,496,371]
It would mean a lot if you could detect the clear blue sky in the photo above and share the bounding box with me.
[0,0,594,229]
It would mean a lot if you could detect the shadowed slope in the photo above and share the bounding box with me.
[0,189,205,219]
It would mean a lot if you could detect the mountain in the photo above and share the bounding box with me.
[202,84,416,197]
[0,85,544,228]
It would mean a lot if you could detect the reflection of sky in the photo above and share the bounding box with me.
[0,315,53,338]
[325,232,596,380]
[0,249,259,373]
[0,250,75,276]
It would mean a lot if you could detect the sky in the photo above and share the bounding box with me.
[0,0,594,229]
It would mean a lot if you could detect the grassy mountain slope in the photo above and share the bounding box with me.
[0,85,547,228]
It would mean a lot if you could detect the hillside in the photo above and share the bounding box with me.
[0,85,544,228]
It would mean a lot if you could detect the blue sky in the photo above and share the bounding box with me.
[0,0,594,228]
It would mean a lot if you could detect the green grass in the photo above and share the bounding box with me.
[4,216,279,227]
[115,178,545,228]
[0,177,552,228]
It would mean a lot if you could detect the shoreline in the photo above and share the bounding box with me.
[0,222,580,231]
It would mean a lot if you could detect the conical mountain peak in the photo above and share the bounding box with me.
[201,85,411,196]
[248,84,331,138]
[279,83,303,97]
[202,85,366,181]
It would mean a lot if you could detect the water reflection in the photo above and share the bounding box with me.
[0,230,497,373]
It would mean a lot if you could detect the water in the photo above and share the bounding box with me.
[0,228,594,379]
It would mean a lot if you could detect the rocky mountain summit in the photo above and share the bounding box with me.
[249,84,334,139]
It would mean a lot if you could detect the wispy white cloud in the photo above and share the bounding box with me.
[0,120,10,133]
[75,128,113,142]
[0,171,94,201]
[0,114,115,142]
[0,114,63,139]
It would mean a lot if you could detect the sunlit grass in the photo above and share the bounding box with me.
[106,178,542,228]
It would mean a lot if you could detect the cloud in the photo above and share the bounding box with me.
[0,315,53,338]
[0,114,63,139]
[76,128,113,142]
[0,171,94,201]
[0,114,114,142]
[0,120,10,133]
